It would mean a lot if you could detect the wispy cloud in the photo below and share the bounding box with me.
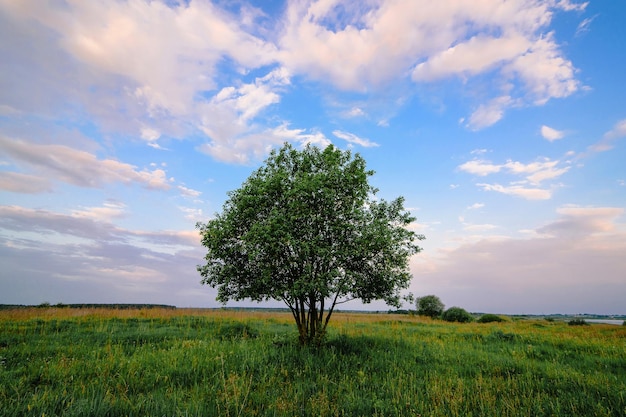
[459,157,570,185]
[466,96,514,130]
[344,107,365,118]
[459,155,570,200]
[587,119,626,153]
[0,135,170,190]
[71,201,127,222]
[476,183,553,200]
[576,15,597,36]
[177,185,202,199]
[332,130,379,148]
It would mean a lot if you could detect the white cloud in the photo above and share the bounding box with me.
[178,206,204,222]
[477,183,552,200]
[412,34,530,82]
[0,0,281,163]
[459,157,570,186]
[198,67,292,163]
[0,135,170,190]
[541,125,565,141]
[505,34,580,105]
[467,203,485,210]
[140,127,165,149]
[458,156,571,202]
[466,96,514,130]
[332,130,379,148]
[345,107,365,118]
[37,0,275,115]
[273,123,332,148]
[463,223,497,232]
[71,201,127,223]
[457,160,502,176]
[503,159,570,185]
[279,0,583,129]
[0,0,588,163]
[177,185,202,199]
[556,1,589,12]
[198,121,332,164]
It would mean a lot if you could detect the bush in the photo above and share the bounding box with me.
[416,295,445,318]
[477,314,505,323]
[568,318,589,326]
[442,307,473,323]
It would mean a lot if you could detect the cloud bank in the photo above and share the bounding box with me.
[0,0,588,163]
[411,205,626,314]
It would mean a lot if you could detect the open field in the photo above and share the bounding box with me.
[1,308,624,416]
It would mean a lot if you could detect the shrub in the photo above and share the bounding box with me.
[477,314,505,323]
[442,307,473,323]
[568,318,589,326]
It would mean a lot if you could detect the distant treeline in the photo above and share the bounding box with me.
[0,303,176,310]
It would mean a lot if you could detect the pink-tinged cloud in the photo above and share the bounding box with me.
[410,205,626,314]
[0,136,170,190]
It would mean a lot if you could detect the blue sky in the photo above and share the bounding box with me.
[1,0,625,314]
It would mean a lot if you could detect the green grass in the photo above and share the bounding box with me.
[1,309,624,416]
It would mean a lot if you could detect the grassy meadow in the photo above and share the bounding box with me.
[0,308,624,416]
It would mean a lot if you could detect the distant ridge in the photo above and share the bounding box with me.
[0,303,176,310]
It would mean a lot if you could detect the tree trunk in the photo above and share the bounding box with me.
[288,296,328,346]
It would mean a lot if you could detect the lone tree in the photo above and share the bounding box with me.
[197,143,424,345]
[416,294,444,318]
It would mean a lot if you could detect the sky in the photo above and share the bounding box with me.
[1,0,625,315]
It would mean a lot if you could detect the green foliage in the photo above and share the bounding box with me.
[568,318,589,326]
[197,143,424,345]
[477,314,505,323]
[416,294,444,318]
[1,311,625,417]
[442,306,474,323]
[487,330,517,342]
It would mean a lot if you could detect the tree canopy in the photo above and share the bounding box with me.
[416,295,445,318]
[197,143,424,344]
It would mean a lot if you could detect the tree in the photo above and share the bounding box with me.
[416,295,444,318]
[197,143,424,345]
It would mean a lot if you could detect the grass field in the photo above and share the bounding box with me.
[0,308,624,416]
